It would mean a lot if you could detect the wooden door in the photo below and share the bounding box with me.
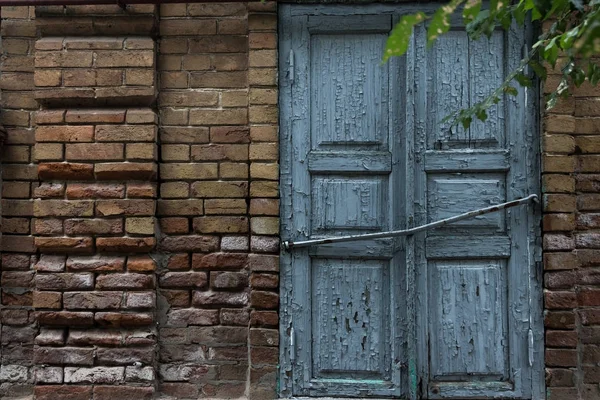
[279,4,543,399]
[279,4,408,398]
[411,15,544,400]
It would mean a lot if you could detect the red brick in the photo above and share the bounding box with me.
[35,385,92,400]
[160,272,207,289]
[167,254,189,270]
[546,330,578,348]
[578,288,600,306]
[94,312,153,327]
[192,252,247,270]
[35,125,94,142]
[127,255,156,272]
[37,311,94,327]
[545,291,577,309]
[96,237,156,253]
[96,273,154,290]
[546,349,578,367]
[93,386,153,400]
[38,163,94,180]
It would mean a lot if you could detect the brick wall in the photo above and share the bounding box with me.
[1,5,37,399]
[543,65,600,398]
[1,2,599,400]
[0,2,280,399]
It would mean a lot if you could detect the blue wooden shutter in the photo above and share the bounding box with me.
[412,18,543,399]
[280,5,408,398]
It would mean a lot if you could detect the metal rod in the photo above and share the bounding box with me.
[283,194,539,250]
[0,0,263,5]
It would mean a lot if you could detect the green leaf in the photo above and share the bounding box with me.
[504,86,519,96]
[461,116,473,130]
[384,12,426,61]
[462,0,482,24]
[475,108,488,121]
[427,9,451,44]
[427,0,462,45]
[544,38,559,68]
[529,60,548,80]
[466,9,490,39]
[571,66,586,86]
[513,1,527,25]
[560,26,580,49]
[515,73,533,87]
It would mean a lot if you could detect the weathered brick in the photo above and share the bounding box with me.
[194,216,249,233]
[66,183,124,199]
[33,291,62,309]
[34,200,94,217]
[191,144,248,161]
[2,271,33,288]
[94,162,157,180]
[193,252,248,270]
[35,273,93,290]
[35,385,92,400]
[64,366,124,384]
[192,291,248,307]
[211,271,248,290]
[160,272,207,289]
[34,347,94,366]
[192,181,248,198]
[159,235,219,252]
[38,163,95,180]
[545,291,577,309]
[65,109,125,124]
[95,125,156,142]
[158,199,204,216]
[65,143,123,160]
[37,311,94,327]
[63,291,123,310]
[166,308,219,327]
[36,125,94,142]
[160,163,218,180]
[93,386,154,400]
[96,273,154,290]
[94,312,153,327]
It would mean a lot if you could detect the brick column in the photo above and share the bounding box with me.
[0,6,38,398]
[30,6,159,399]
[247,2,279,399]
[543,68,600,397]
[156,3,251,398]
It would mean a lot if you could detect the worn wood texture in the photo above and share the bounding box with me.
[280,3,543,400]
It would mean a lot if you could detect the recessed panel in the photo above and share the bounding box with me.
[427,30,506,149]
[427,174,506,230]
[312,258,389,379]
[429,260,508,379]
[311,33,389,148]
[312,177,387,232]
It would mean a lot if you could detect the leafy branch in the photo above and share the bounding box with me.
[384,0,600,129]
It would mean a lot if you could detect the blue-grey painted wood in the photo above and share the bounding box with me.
[279,4,407,398]
[424,150,509,172]
[307,14,392,33]
[308,151,392,173]
[425,236,512,259]
[414,15,542,400]
[280,3,543,400]
[429,260,508,379]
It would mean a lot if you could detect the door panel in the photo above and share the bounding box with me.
[414,17,541,399]
[280,5,406,398]
[280,4,542,399]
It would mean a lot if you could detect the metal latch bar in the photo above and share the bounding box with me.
[282,194,538,250]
